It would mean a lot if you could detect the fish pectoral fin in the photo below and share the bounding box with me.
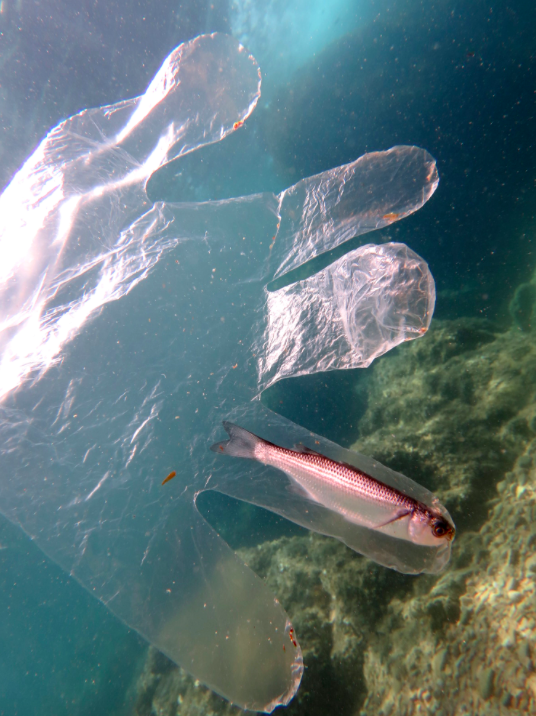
[288,480,324,504]
[375,509,413,529]
[293,443,324,456]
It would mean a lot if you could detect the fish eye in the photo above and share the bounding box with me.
[432,520,449,538]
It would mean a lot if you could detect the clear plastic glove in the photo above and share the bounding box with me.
[0,33,443,712]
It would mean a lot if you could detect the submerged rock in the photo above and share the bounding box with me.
[361,442,536,716]
[352,318,536,715]
[133,316,536,715]
[509,281,536,332]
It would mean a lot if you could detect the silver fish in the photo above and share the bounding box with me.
[211,422,455,548]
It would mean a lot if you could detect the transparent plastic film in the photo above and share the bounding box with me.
[0,33,442,712]
[272,145,439,280]
[259,240,435,389]
[0,32,262,399]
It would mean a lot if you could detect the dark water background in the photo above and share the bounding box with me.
[0,0,534,713]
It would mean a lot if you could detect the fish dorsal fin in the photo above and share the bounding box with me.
[340,460,366,473]
[294,443,324,456]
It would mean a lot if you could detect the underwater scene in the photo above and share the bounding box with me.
[0,0,535,715]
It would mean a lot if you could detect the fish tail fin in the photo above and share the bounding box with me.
[210,421,262,459]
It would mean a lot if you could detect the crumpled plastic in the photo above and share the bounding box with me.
[0,33,443,711]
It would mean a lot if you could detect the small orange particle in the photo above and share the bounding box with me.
[383,212,401,221]
[162,471,176,485]
[288,627,298,647]
[233,120,245,130]
[232,363,238,369]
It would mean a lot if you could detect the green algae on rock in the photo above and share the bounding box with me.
[352,318,536,529]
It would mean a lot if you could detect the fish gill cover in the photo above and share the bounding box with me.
[0,33,442,711]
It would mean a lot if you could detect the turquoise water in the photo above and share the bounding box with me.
[0,1,535,714]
